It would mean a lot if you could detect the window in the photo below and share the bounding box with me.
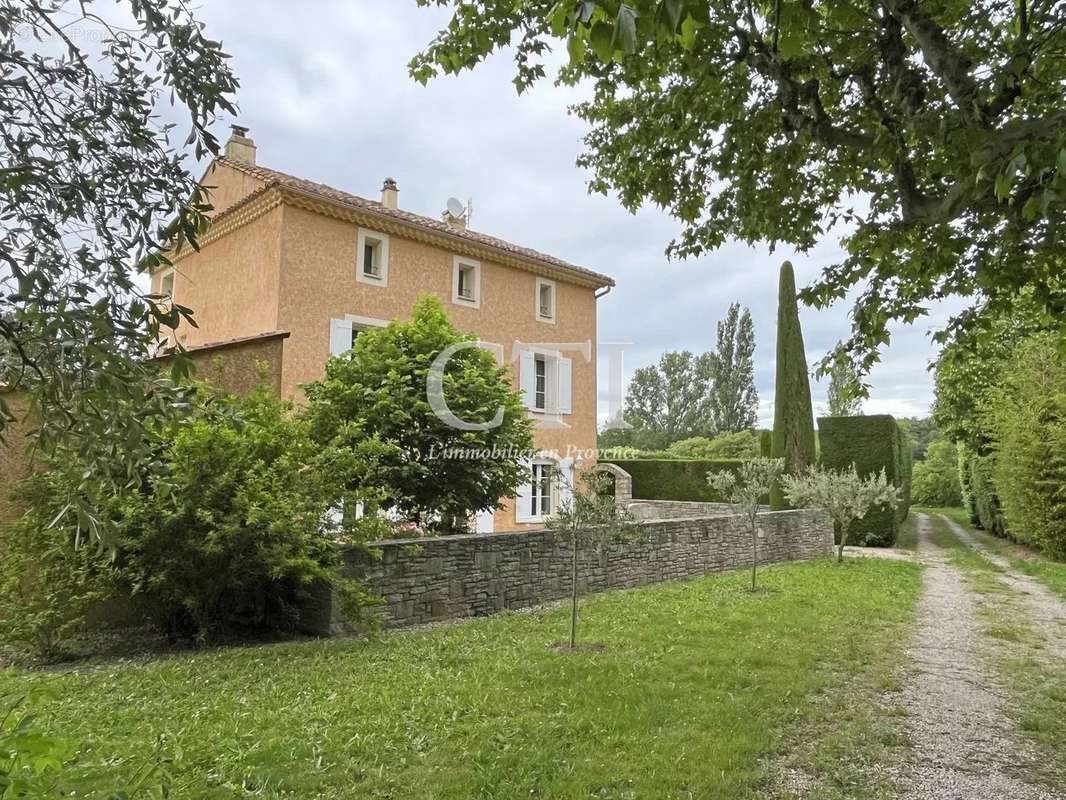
[536,278,556,322]
[519,349,573,416]
[452,256,481,307]
[159,270,175,301]
[533,355,547,411]
[329,315,389,357]
[530,462,555,518]
[356,228,390,286]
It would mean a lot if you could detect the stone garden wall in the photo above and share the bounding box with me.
[312,508,833,633]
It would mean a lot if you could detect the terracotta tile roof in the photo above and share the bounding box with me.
[215,157,615,289]
[149,329,290,360]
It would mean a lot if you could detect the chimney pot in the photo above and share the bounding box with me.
[224,124,256,166]
[381,178,399,210]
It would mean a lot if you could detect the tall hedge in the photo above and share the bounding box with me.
[770,261,817,508]
[818,415,912,546]
[603,459,748,503]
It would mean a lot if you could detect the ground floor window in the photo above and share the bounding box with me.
[531,461,555,518]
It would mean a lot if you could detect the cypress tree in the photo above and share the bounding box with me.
[770,261,817,508]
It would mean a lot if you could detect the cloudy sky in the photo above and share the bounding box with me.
[188,1,958,425]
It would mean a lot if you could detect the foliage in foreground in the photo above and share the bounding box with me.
[1,384,386,651]
[0,559,922,799]
[411,0,1066,376]
[708,457,784,588]
[304,295,533,534]
[0,0,238,550]
[784,466,900,562]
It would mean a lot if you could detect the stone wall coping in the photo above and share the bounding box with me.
[347,507,823,550]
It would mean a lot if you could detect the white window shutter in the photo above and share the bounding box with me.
[475,507,495,533]
[556,457,574,514]
[515,458,533,522]
[329,318,353,356]
[558,357,573,414]
[519,349,536,410]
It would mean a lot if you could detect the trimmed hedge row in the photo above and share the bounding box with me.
[602,459,748,503]
[818,415,913,547]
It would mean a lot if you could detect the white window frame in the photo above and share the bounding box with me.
[452,256,481,308]
[533,354,548,411]
[158,268,175,301]
[518,347,573,419]
[529,460,557,521]
[535,278,556,324]
[356,228,390,287]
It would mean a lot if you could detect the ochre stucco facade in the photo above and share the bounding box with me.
[154,140,613,532]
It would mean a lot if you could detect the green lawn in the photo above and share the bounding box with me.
[0,559,922,799]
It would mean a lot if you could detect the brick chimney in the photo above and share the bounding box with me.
[381,177,399,209]
[224,124,256,166]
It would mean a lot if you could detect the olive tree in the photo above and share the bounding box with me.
[708,457,783,590]
[546,470,642,649]
[0,0,238,546]
[783,465,901,561]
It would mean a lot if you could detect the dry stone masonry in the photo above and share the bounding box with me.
[315,504,832,633]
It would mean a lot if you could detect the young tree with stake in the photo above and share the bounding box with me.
[546,470,641,649]
[707,458,783,591]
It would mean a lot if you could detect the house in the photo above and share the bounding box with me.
[152,127,615,533]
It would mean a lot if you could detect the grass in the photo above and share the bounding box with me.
[922,511,1066,791]
[0,559,923,800]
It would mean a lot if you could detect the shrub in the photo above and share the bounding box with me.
[968,453,1006,537]
[0,476,118,658]
[665,431,761,459]
[817,415,912,546]
[980,334,1066,557]
[603,459,749,502]
[304,295,533,534]
[910,440,963,507]
[770,262,817,508]
[3,384,386,646]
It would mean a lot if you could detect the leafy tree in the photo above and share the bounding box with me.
[0,1,238,547]
[910,440,963,506]
[546,470,642,648]
[897,416,941,461]
[622,350,713,448]
[825,347,864,417]
[708,303,758,432]
[304,295,534,534]
[708,457,783,589]
[770,262,816,508]
[411,0,1066,375]
[784,465,900,562]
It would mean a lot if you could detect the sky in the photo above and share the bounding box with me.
[184,1,959,426]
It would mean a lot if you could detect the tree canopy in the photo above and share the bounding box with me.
[708,302,758,431]
[412,0,1066,374]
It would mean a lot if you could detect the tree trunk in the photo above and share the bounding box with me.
[570,530,579,648]
[751,521,758,591]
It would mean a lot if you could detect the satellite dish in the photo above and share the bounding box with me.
[446,197,465,218]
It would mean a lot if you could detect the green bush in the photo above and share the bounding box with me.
[968,452,1006,537]
[3,384,387,648]
[910,440,963,507]
[665,431,760,459]
[604,459,748,502]
[818,415,912,546]
[981,334,1066,557]
[957,443,979,525]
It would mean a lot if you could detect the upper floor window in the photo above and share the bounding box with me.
[159,269,175,301]
[536,278,556,323]
[452,256,481,308]
[357,228,390,287]
[533,354,547,411]
[519,348,572,416]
